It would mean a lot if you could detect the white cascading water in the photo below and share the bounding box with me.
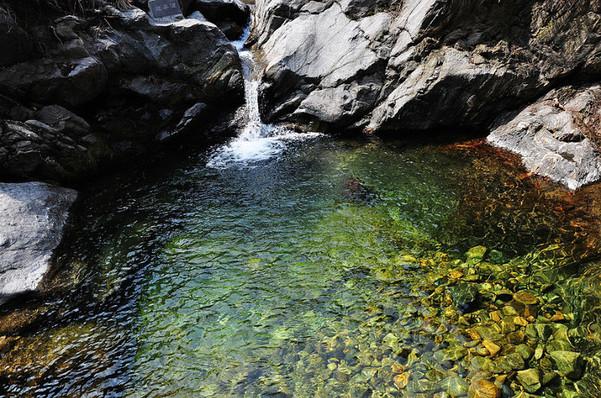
[207,26,321,169]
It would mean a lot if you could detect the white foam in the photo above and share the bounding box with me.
[207,26,321,170]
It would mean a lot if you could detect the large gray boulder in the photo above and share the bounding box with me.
[488,85,601,190]
[0,182,77,304]
[253,0,601,133]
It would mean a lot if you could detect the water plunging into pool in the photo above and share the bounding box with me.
[207,27,321,168]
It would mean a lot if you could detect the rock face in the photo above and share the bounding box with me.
[252,0,601,187]
[189,0,251,39]
[0,0,245,183]
[489,85,601,190]
[253,0,601,133]
[0,183,77,304]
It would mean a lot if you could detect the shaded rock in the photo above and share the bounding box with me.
[0,182,77,305]
[450,283,479,313]
[0,3,244,183]
[157,102,209,141]
[488,85,601,190]
[189,0,250,39]
[0,3,34,66]
[0,119,102,182]
[34,105,90,136]
[0,56,108,107]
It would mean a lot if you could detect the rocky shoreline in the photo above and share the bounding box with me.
[0,0,249,184]
[0,0,251,304]
[251,0,601,189]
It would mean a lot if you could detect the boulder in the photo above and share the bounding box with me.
[0,56,108,107]
[0,182,77,305]
[488,85,601,190]
[253,0,601,133]
[0,3,245,183]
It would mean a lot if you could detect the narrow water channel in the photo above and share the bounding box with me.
[2,29,601,398]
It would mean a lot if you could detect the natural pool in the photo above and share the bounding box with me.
[2,137,601,397]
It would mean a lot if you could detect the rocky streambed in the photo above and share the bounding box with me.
[1,0,601,397]
[1,138,601,397]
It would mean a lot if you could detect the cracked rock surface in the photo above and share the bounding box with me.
[254,0,601,133]
[0,182,77,304]
[489,85,601,190]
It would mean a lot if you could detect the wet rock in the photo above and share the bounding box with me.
[488,85,601,190]
[0,182,77,305]
[450,283,479,313]
[549,351,585,380]
[516,368,541,393]
[468,379,500,398]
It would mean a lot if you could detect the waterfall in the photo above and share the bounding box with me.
[207,27,321,169]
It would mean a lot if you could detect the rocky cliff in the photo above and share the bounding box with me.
[0,0,250,305]
[252,0,601,188]
[0,0,248,183]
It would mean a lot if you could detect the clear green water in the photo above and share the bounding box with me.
[2,138,601,397]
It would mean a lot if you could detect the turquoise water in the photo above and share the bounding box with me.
[2,137,600,397]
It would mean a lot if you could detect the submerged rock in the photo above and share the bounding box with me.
[342,177,377,203]
[549,351,585,380]
[516,368,541,393]
[0,182,77,304]
[450,283,479,313]
[468,379,500,398]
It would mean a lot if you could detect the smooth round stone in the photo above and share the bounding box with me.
[513,291,539,305]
